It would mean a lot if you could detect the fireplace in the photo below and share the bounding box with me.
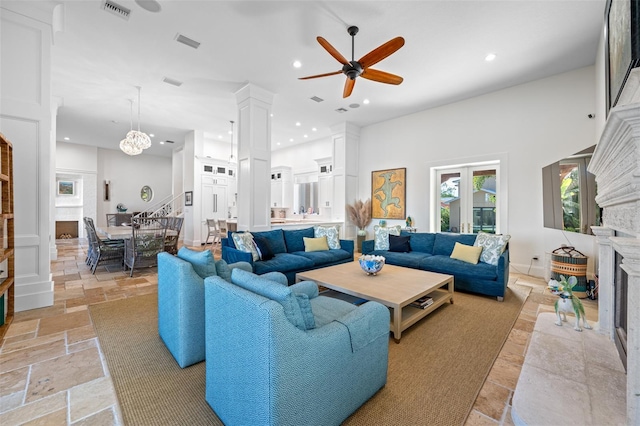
[55,220,78,239]
[589,68,640,426]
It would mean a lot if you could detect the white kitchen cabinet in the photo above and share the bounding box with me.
[271,166,293,208]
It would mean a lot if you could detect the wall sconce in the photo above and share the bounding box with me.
[104,180,110,201]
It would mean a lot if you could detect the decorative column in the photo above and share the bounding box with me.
[611,238,640,426]
[330,122,360,240]
[234,84,274,232]
[591,226,616,338]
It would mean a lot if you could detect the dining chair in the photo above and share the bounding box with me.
[106,213,133,227]
[123,216,169,276]
[84,217,125,274]
[164,216,184,255]
[204,219,218,246]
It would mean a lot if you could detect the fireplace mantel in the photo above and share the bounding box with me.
[589,68,640,425]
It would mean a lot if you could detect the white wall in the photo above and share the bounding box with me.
[96,148,172,226]
[271,137,333,175]
[357,66,598,277]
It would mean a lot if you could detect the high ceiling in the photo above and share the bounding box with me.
[51,0,606,157]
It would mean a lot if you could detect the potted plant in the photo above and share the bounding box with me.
[346,199,372,253]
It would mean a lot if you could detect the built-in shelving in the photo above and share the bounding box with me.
[0,133,15,340]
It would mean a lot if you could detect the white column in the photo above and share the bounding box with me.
[330,122,360,239]
[611,237,640,426]
[0,2,58,311]
[234,84,274,232]
[592,226,616,338]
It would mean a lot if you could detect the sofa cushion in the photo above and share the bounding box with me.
[283,227,315,252]
[433,233,477,256]
[230,269,310,330]
[251,229,287,254]
[231,232,260,261]
[369,250,432,269]
[252,253,315,275]
[419,255,498,281]
[450,242,482,264]
[314,225,341,249]
[373,225,402,250]
[252,235,275,261]
[404,232,436,254]
[304,236,330,252]
[292,249,352,266]
[389,235,411,252]
[177,247,217,279]
[474,232,511,265]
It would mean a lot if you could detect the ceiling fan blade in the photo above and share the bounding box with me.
[343,77,356,98]
[358,36,405,69]
[298,70,343,80]
[361,68,403,85]
[317,36,349,65]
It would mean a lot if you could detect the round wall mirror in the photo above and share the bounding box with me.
[141,185,153,202]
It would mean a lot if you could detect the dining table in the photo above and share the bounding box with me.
[97,225,177,240]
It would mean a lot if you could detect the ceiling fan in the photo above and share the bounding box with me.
[299,26,405,98]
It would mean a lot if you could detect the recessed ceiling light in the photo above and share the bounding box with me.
[485,53,497,62]
[112,120,119,124]
[363,99,370,105]
[218,135,223,139]
[349,103,360,109]
[277,142,281,146]
[292,60,302,68]
[304,134,308,138]
[295,122,301,126]
[289,138,294,142]
[312,127,317,132]
[63,137,70,141]
[160,141,165,145]
[149,133,154,137]
[135,0,161,13]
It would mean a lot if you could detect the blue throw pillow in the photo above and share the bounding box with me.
[389,235,411,252]
[251,229,287,254]
[177,247,217,279]
[252,235,274,261]
[283,227,315,253]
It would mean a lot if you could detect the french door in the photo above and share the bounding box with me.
[437,164,500,234]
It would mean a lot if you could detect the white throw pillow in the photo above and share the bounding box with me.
[474,232,510,265]
[231,232,260,261]
[373,225,402,250]
[314,225,341,249]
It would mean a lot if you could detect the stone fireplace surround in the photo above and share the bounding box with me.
[588,68,640,425]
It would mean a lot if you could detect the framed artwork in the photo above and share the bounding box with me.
[57,181,75,196]
[605,0,640,114]
[185,191,193,206]
[371,167,406,219]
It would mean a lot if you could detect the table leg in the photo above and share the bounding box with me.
[392,306,402,343]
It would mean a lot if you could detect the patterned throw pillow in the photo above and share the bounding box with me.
[231,232,260,262]
[373,225,402,250]
[314,225,341,249]
[474,232,511,265]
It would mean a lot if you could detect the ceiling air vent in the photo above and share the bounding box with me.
[164,140,175,144]
[175,33,201,49]
[335,107,348,113]
[162,77,183,87]
[102,0,131,20]
[310,96,324,103]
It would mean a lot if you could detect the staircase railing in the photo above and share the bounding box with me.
[133,192,184,218]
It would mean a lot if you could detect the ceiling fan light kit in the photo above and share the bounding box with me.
[299,25,405,98]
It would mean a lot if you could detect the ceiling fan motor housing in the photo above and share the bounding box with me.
[343,61,363,80]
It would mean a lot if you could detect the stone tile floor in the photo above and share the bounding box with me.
[0,238,602,425]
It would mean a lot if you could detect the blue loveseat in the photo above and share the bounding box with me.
[221,227,354,284]
[204,268,389,425]
[362,232,509,300]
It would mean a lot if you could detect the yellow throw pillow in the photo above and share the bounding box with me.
[450,242,482,264]
[303,236,329,252]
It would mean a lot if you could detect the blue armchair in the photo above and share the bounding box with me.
[204,268,390,426]
[158,248,289,368]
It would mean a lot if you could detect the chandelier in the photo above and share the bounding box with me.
[120,86,151,155]
[228,120,236,164]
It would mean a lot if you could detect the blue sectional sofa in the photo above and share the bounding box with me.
[362,231,509,300]
[221,227,354,284]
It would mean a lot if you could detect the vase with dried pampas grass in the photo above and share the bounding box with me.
[346,198,372,237]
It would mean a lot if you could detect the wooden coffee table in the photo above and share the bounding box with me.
[296,262,454,342]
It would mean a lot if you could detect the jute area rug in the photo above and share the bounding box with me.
[89,282,530,426]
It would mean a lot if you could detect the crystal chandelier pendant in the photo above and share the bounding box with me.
[120,137,142,155]
[126,130,152,149]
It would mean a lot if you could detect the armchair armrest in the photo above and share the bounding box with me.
[222,243,254,265]
[290,280,319,298]
[334,301,390,352]
[259,271,289,286]
[361,240,375,254]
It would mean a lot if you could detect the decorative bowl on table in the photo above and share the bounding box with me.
[359,255,385,275]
